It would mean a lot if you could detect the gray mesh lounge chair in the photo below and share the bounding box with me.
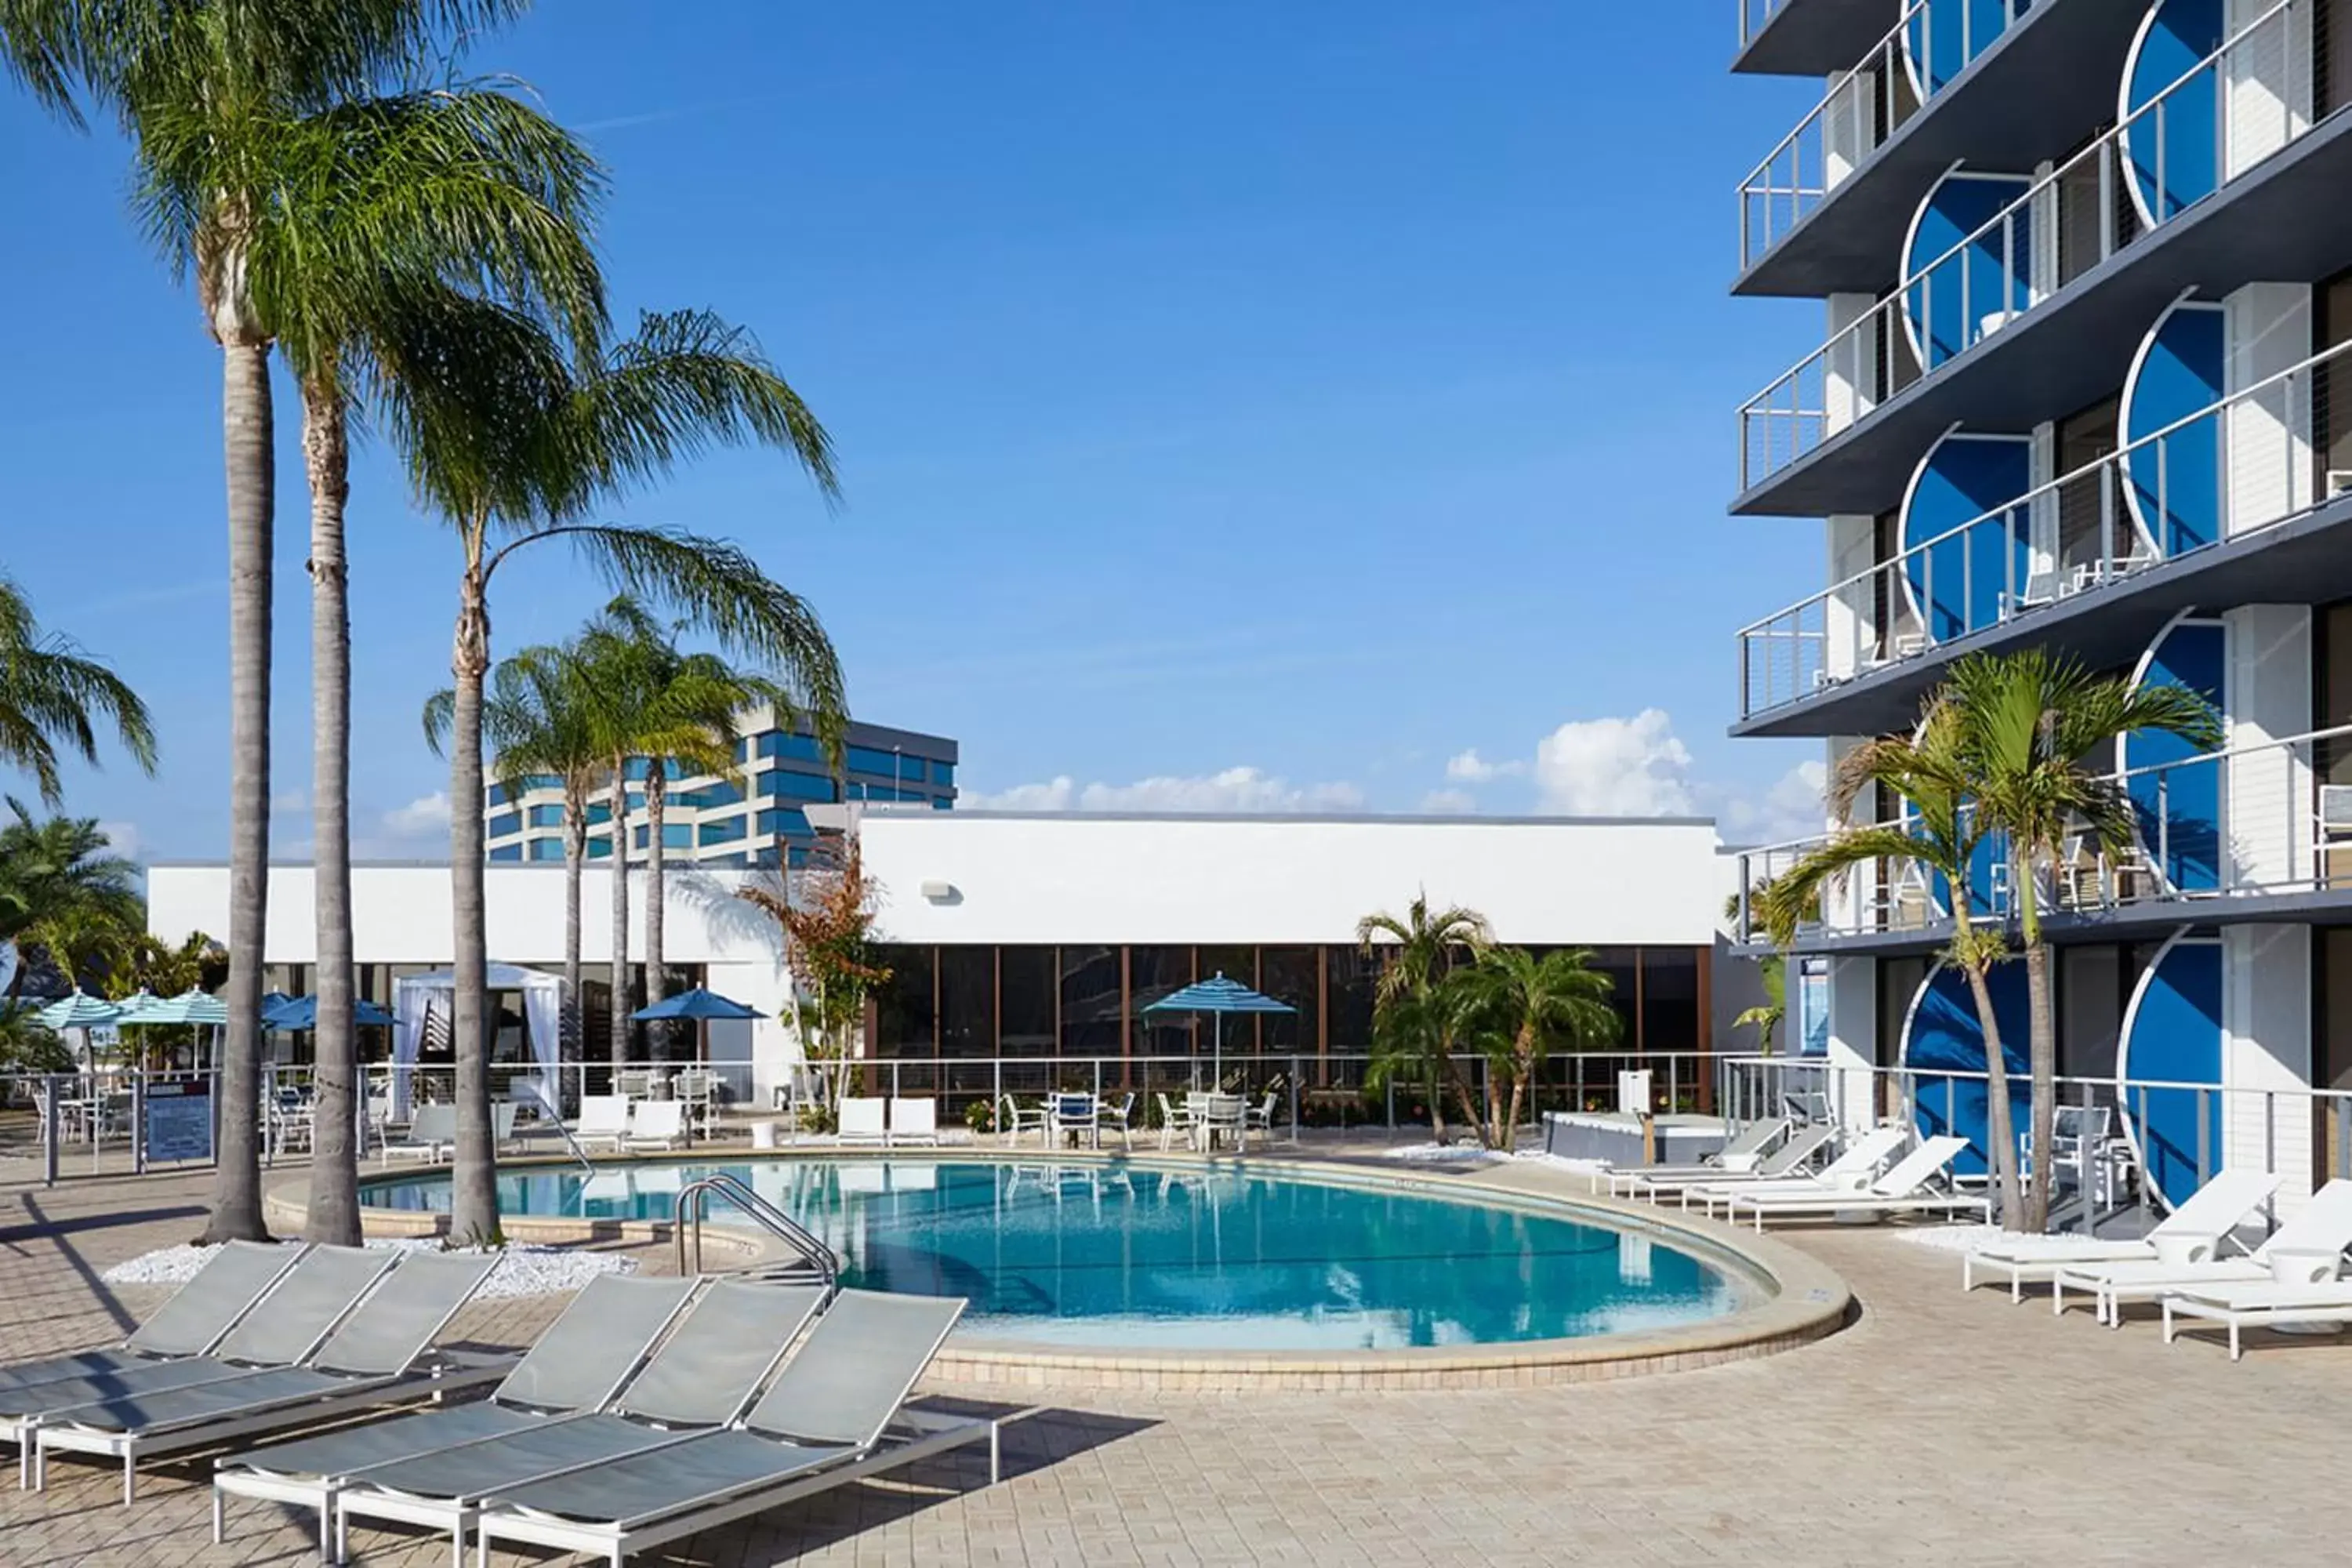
[1619,1123,1838,1201]
[31,1250,503,1504]
[330,1279,823,1568]
[475,1290,996,1568]
[1598,1118,1791,1197]
[2,1243,394,1480]
[212,1272,698,1560]
[384,1104,459,1161]
[0,1240,300,1396]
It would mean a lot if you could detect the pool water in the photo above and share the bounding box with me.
[361,1160,1751,1351]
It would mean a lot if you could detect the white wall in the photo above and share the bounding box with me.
[2225,923,2314,1212]
[857,813,1722,948]
[2223,603,2313,890]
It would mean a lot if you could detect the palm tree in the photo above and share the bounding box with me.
[0,805,143,970]
[426,636,603,1075]
[1356,894,1491,1142]
[1,0,535,1244]
[1450,946,1621,1148]
[384,303,843,1243]
[0,575,156,805]
[1758,703,2027,1225]
[1944,648,2221,1232]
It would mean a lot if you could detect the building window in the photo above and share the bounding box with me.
[757,731,826,764]
[526,804,564,828]
[931,796,953,811]
[931,760,956,786]
[1258,946,1317,1053]
[873,944,935,1052]
[938,947,993,1057]
[699,815,747,846]
[586,835,613,859]
[759,768,836,802]
[1059,946,1120,1057]
[488,844,522,863]
[487,812,521,839]
[786,845,811,868]
[1638,947,1699,1054]
[756,808,810,838]
[631,823,694,851]
[485,782,510,807]
[1326,946,1380,1057]
[999,947,1054,1055]
[527,838,565,862]
[1127,946,1194,1062]
[844,744,909,778]
[586,802,611,826]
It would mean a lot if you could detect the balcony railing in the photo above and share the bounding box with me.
[1731,720,2352,946]
[1739,0,2031,272]
[1737,332,2350,719]
[1740,0,1791,49]
[1737,0,2304,492]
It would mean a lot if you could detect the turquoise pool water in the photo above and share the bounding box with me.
[360,1160,1750,1351]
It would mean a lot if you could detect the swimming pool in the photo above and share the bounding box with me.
[360,1159,1753,1352]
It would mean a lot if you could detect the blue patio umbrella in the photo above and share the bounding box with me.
[633,988,764,1022]
[1140,972,1296,1082]
[264,994,397,1031]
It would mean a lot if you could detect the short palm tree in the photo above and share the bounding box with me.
[0,576,156,806]
[1944,648,2221,1232]
[1356,894,1492,1142]
[0,804,143,962]
[1758,703,2027,1225]
[426,636,604,1065]
[386,301,843,1243]
[1,0,538,1244]
[1450,946,1621,1148]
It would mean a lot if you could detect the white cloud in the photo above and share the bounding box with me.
[96,821,143,860]
[380,792,454,839]
[1531,709,1697,817]
[1419,788,1478,814]
[1443,750,1524,784]
[963,766,1365,815]
[270,788,308,815]
[1710,760,1830,848]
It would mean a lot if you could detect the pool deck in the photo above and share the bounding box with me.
[8,1145,2352,1564]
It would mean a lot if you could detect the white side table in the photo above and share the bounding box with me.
[750,1120,779,1151]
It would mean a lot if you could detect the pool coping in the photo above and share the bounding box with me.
[278,1147,1854,1392]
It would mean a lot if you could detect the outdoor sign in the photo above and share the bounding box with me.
[143,1080,213,1163]
[1798,958,1831,1059]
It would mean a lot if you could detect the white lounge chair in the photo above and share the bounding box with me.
[1600,1118,1799,1197]
[622,1100,686,1153]
[1686,1125,1910,1214]
[2160,1277,2352,1360]
[1722,1136,1983,1232]
[383,1104,458,1163]
[2053,1178,2352,1325]
[573,1096,633,1156]
[887,1097,939,1148]
[837,1096,887,1146]
[1962,1168,2281,1301]
[0,1241,299,1397]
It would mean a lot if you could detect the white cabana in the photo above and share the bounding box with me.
[390,964,563,1117]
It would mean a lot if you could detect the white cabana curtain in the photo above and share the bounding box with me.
[390,964,565,1119]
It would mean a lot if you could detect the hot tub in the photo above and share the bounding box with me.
[1542,1112,1729,1166]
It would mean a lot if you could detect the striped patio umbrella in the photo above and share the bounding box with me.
[1140,972,1296,1083]
[35,991,124,1030]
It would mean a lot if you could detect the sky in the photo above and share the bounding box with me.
[0,1,1834,862]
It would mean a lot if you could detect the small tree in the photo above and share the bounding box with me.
[1357,893,1491,1142]
[739,838,889,1110]
[1451,946,1621,1148]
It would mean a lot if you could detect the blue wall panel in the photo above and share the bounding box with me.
[1906,0,2028,96]
[1904,174,2034,370]
[1902,436,2034,643]
[1903,962,2032,1178]
[2124,0,2224,223]
[2122,305,2223,557]
[2126,619,2225,893]
[2119,938,2224,1208]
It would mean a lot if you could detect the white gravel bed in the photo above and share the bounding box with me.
[1886,1222,2009,1254]
[102,1237,636,1297]
[1381,1142,1504,1163]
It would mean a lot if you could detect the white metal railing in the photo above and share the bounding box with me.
[1739,0,2032,272]
[1737,331,2351,717]
[1732,721,2352,945]
[1738,0,2306,491]
[1739,0,1789,49]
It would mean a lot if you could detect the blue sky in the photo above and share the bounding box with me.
[0,1,1830,860]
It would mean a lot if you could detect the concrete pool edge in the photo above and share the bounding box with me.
[297,1149,1854,1392]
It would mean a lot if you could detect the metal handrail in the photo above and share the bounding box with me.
[673,1171,839,1290]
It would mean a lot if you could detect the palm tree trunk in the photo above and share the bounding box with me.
[447,552,500,1244]
[1501,1031,1533,1151]
[644,768,668,1060]
[1962,962,2027,1230]
[300,383,360,1246]
[562,796,585,1074]
[203,337,274,1246]
[608,770,632,1069]
[2022,938,2057,1232]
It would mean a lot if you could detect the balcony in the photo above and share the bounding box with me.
[1736,334,2352,730]
[1737,0,2348,514]
[1737,0,1900,77]
[1730,720,2352,952]
[1739,0,2142,296]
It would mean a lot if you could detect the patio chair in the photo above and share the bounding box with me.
[675,1069,717,1133]
[0,1241,301,1396]
[212,1273,699,1559]
[1720,1136,1986,1232]
[383,1104,458,1163]
[1097,1091,1137,1150]
[327,1279,823,1566]
[1600,1117,1795,1197]
[2053,1179,2352,1325]
[2162,1275,2352,1359]
[1242,1091,1279,1138]
[615,1070,653,1101]
[1963,1168,2280,1301]
[573,1095,632,1156]
[1200,1093,1247,1152]
[472,1291,996,1568]
[1682,1125,1908,1214]
[1048,1092,1098,1150]
[29,1251,506,1504]
[622,1100,687,1153]
[998,1094,1048,1149]
[887,1097,939,1148]
[1156,1093,1198,1152]
[492,1102,521,1152]
[837,1097,887,1146]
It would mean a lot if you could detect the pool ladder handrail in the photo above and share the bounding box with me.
[673,1171,840,1292]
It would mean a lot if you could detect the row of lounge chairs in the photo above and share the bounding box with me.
[0,1243,993,1563]
[1598,1117,1986,1232]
